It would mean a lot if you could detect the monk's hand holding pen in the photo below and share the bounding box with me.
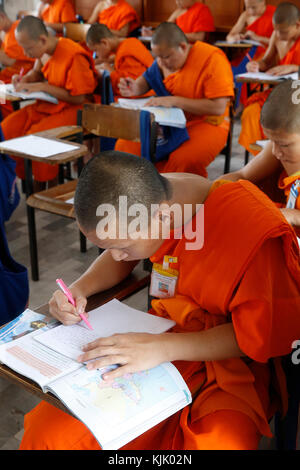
[118,77,137,96]
[246,60,259,73]
[49,286,88,326]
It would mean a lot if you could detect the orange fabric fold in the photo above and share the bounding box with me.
[1,38,98,182]
[98,0,140,34]
[116,42,234,176]
[176,2,215,33]
[110,38,153,97]
[41,0,77,23]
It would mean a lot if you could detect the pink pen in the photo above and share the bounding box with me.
[56,278,93,330]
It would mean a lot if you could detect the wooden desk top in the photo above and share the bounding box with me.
[0,136,87,165]
[0,268,150,415]
[215,42,253,48]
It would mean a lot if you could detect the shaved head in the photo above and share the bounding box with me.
[273,2,300,25]
[17,15,48,40]
[74,151,172,233]
[261,80,300,133]
[86,23,114,44]
[152,22,188,48]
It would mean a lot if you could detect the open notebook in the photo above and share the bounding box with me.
[118,97,187,129]
[0,83,58,104]
[0,299,191,450]
[237,71,299,82]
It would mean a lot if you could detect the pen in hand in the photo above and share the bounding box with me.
[56,278,93,330]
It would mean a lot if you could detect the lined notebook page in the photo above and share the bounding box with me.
[0,135,79,158]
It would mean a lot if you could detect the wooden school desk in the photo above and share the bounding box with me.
[0,269,151,415]
[0,133,87,282]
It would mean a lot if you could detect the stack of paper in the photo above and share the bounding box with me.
[237,71,299,81]
[0,83,58,104]
[118,97,187,129]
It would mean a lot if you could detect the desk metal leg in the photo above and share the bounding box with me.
[25,160,39,281]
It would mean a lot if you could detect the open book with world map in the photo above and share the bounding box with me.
[0,299,191,450]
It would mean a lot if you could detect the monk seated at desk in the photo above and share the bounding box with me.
[18,0,77,35]
[142,1,215,44]
[227,0,276,60]
[239,2,300,154]
[116,22,234,177]
[19,151,300,450]
[87,0,140,38]
[0,7,34,120]
[219,80,300,239]
[86,23,153,98]
[1,16,98,187]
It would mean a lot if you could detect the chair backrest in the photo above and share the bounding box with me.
[79,103,157,161]
[63,23,90,42]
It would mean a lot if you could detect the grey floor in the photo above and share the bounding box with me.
[0,119,283,450]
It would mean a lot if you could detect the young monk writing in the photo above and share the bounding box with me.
[1,16,98,185]
[87,0,140,38]
[220,80,300,238]
[86,23,153,97]
[239,2,300,153]
[142,1,215,44]
[19,0,77,35]
[227,0,276,58]
[116,22,234,177]
[19,150,300,450]
[0,8,35,120]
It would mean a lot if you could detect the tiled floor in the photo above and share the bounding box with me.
[0,119,281,450]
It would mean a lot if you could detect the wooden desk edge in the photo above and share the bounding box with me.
[0,270,151,416]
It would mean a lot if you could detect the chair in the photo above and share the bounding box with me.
[219,93,236,174]
[62,23,90,43]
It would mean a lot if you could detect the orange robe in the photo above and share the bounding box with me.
[175,2,215,35]
[116,41,234,177]
[278,170,300,211]
[0,20,35,120]
[239,36,300,154]
[110,38,153,97]
[19,180,300,450]
[98,0,140,35]
[1,38,98,182]
[41,0,77,24]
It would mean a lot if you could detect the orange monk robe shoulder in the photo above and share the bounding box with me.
[41,0,77,23]
[163,41,234,124]
[98,0,140,34]
[37,38,98,114]
[110,38,153,96]
[176,2,215,33]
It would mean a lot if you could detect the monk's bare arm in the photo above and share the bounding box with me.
[110,24,130,38]
[0,51,16,67]
[218,141,281,183]
[87,2,103,24]
[255,32,278,71]
[280,208,300,227]
[226,12,247,41]
[184,32,206,43]
[78,322,245,377]
[167,9,185,23]
[146,96,230,116]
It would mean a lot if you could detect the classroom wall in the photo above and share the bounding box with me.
[4,0,38,19]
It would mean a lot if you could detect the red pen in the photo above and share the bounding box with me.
[56,278,93,330]
[19,67,25,79]
[246,53,252,62]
